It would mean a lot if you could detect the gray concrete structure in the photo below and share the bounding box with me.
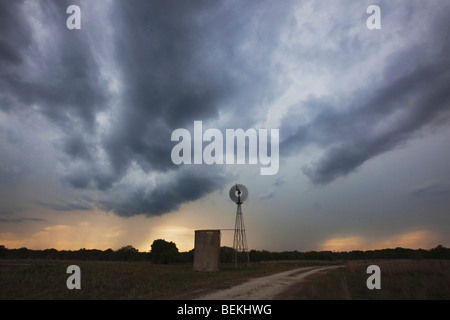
[193,230,221,271]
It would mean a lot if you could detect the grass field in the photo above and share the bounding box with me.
[1,259,449,299]
[280,259,450,300]
[0,259,335,299]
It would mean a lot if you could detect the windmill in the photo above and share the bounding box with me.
[229,183,250,267]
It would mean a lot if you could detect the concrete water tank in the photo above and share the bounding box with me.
[193,230,221,271]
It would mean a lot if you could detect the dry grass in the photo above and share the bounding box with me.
[280,259,450,300]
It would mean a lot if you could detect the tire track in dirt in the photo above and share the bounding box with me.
[196,265,343,300]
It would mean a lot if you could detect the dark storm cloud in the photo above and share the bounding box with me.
[281,22,450,185]
[97,166,227,217]
[101,0,293,177]
[0,0,30,64]
[63,135,93,161]
[0,0,294,217]
[84,0,294,214]
[4,0,447,219]
[0,0,31,111]
[0,0,106,131]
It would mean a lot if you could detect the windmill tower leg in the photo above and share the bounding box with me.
[233,203,249,267]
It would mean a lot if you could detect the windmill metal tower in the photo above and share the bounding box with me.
[229,184,250,267]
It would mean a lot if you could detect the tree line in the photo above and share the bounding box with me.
[246,245,450,262]
[0,240,190,263]
[1,242,449,263]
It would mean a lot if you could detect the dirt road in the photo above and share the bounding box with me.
[196,265,342,300]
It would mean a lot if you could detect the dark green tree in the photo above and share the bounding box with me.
[116,245,140,261]
[150,239,179,264]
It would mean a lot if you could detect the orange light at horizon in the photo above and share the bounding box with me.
[320,230,441,252]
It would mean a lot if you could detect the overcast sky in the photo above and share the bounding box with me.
[1,0,449,252]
